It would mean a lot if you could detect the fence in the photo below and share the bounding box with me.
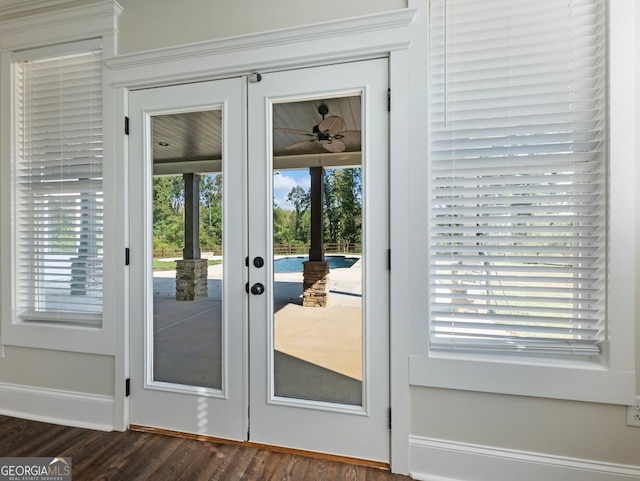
[273,243,361,255]
[154,243,361,259]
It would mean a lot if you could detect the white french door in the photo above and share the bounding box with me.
[128,78,247,441]
[247,59,390,461]
[129,59,389,462]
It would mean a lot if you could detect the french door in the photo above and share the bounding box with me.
[129,59,390,462]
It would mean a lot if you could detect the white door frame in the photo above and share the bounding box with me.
[106,9,415,474]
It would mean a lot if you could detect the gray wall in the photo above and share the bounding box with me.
[0,0,638,470]
[116,0,407,54]
[0,347,113,396]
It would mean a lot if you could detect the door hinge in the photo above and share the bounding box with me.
[387,88,391,112]
[248,72,262,83]
[388,407,392,430]
[125,378,130,397]
[124,116,130,135]
[125,248,130,266]
[387,249,391,271]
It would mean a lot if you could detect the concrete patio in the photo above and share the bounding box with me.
[151,256,363,405]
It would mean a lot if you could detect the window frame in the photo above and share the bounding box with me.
[0,1,121,355]
[408,0,636,405]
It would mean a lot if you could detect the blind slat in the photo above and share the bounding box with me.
[428,0,606,357]
[15,45,103,325]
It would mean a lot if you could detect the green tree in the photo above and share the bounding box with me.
[153,176,185,248]
[200,174,223,248]
[322,168,362,245]
[323,169,338,243]
[286,185,309,241]
[273,205,296,244]
[334,168,362,244]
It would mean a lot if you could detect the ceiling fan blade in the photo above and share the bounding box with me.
[318,116,344,136]
[335,130,361,142]
[322,138,346,153]
[286,140,317,152]
[275,127,315,137]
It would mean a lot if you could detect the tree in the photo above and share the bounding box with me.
[286,185,309,241]
[200,174,223,248]
[322,168,362,245]
[334,168,362,244]
[273,205,296,244]
[323,169,339,243]
[153,176,185,248]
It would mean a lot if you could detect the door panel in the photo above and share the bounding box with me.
[129,79,246,441]
[247,59,390,462]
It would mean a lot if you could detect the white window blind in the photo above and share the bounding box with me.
[14,42,103,326]
[428,0,606,356]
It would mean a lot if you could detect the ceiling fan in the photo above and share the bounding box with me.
[276,103,361,153]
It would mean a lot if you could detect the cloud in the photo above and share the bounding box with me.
[273,173,297,192]
[273,171,310,210]
[298,176,311,189]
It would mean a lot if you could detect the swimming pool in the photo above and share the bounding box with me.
[273,255,359,273]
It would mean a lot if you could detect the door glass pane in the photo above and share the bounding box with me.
[272,97,363,406]
[150,110,224,391]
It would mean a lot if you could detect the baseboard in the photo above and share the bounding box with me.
[0,382,114,431]
[409,436,640,481]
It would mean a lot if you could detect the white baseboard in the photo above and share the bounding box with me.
[0,382,114,431]
[409,436,640,481]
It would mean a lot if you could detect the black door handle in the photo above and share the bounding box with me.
[250,283,265,295]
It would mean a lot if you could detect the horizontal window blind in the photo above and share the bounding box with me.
[14,44,103,325]
[428,0,606,356]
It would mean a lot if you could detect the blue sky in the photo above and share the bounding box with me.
[273,169,310,210]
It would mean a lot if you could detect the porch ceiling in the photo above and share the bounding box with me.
[152,96,362,175]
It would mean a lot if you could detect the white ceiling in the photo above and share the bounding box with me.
[152,95,362,175]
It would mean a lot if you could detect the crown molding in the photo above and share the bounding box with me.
[0,0,75,18]
[108,8,415,70]
[0,0,121,52]
[105,8,415,88]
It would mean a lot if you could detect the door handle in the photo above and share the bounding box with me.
[250,283,265,295]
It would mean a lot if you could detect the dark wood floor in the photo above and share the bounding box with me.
[0,415,412,481]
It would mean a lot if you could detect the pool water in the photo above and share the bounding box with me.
[273,255,358,273]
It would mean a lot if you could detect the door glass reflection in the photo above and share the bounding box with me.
[150,110,224,391]
[271,97,364,406]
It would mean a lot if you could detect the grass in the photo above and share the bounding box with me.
[153,259,222,271]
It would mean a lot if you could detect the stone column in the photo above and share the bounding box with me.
[302,261,330,308]
[175,259,209,301]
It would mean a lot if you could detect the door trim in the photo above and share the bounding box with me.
[107,10,414,473]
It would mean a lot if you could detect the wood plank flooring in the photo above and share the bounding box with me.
[0,416,412,481]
